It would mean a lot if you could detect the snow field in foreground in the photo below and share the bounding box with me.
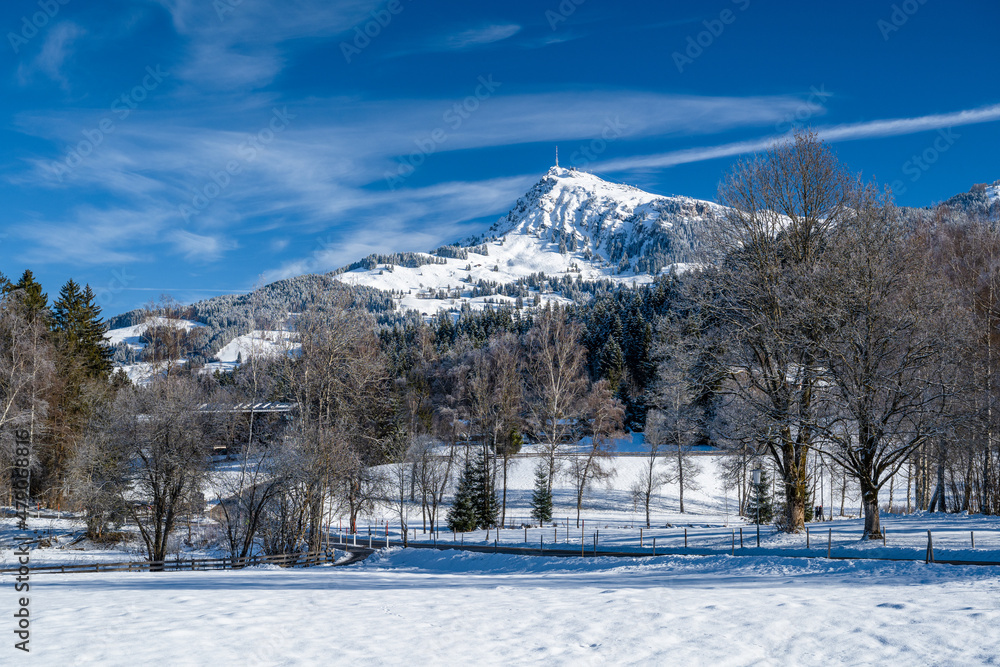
[12,549,1000,666]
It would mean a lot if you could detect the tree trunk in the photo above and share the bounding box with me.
[859,478,882,539]
[677,445,685,513]
[501,456,509,528]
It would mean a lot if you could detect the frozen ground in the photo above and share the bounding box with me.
[9,548,1000,665]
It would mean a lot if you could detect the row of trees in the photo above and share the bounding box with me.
[655,132,1000,538]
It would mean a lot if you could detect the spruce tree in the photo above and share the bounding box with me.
[472,446,499,529]
[599,337,625,394]
[747,468,774,525]
[447,456,479,532]
[52,280,112,380]
[530,462,553,525]
[14,269,48,322]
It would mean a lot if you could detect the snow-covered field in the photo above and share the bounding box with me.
[6,453,1000,664]
[10,549,1000,665]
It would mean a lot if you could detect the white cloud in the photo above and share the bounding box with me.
[17,22,86,89]
[441,24,521,50]
[596,103,1000,173]
[171,230,238,261]
[148,0,380,91]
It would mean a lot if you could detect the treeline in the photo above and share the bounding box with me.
[0,271,118,511]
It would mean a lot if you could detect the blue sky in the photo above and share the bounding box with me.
[1,0,998,315]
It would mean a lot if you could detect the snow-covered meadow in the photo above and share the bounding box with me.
[13,549,1000,665]
[6,452,1000,665]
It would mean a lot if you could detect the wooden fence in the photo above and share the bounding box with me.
[0,548,368,576]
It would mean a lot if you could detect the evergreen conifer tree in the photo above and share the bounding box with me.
[52,280,112,380]
[600,337,625,394]
[747,468,775,525]
[447,456,479,532]
[472,446,499,529]
[530,462,553,525]
[14,269,48,322]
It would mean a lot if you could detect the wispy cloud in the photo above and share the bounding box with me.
[171,230,237,262]
[441,24,521,50]
[9,88,826,272]
[596,103,1000,173]
[148,0,379,91]
[17,22,86,89]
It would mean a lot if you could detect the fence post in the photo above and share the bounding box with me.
[524,526,527,543]
[652,537,656,557]
[731,530,735,556]
[593,532,597,557]
[971,531,975,549]
[640,528,643,548]
[494,535,497,554]
[739,527,743,548]
[926,530,934,563]
[540,536,543,556]
[882,528,886,548]
[806,526,810,549]
[827,528,832,558]
[581,524,584,557]
[684,528,688,549]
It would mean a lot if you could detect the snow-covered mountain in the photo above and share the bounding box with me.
[332,167,717,316]
[941,179,1000,217]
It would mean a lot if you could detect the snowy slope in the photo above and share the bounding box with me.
[485,166,718,268]
[333,167,716,317]
[104,316,204,349]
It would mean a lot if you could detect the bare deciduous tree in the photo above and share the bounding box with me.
[810,189,971,538]
[525,305,588,494]
[568,380,623,527]
[710,131,853,532]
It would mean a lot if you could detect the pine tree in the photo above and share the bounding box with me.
[530,462,553,525]
[747,468,775,525]
[447,456,479,532]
